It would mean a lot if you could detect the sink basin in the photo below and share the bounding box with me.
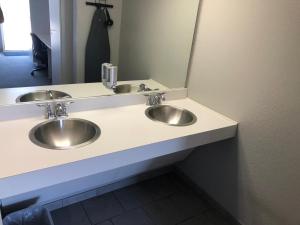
[113,84,132,94]
[16,90,71,103]
[145,105,197,126]
[29,118,101,150]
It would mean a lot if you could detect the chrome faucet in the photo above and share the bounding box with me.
[38,101,73,119]
[145,92,165,106]
[138,83,159,92]
[138,84,148,92]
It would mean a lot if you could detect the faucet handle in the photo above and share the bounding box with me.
[55,103,67,118]
[159,92,166,101]
[61,100,74,106]
[156,92,166,104]
[37,102,49,107]
[37,103,54,119]
[138,83,146,92]
[57,95,71,100]
[55,101,74,118]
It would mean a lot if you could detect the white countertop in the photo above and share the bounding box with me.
[0,98,237,181]
[0,79,168,106]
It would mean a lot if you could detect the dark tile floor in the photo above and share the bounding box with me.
[51,173,236,225]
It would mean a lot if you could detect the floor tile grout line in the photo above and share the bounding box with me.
[52,172,234,225]
[108,218,115,225]
[93,218,115,225]
[108,206,156,225]
[112,186,156,211]
[80,201,94,225]
[139,205,157,225]
[112,191,127,212]
[128,178,193,225]
[148,189,209,225]
[98,193,125,224]
[174,215,196,225]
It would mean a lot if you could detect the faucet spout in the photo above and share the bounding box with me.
[37,101,73,119]
[145,92,166,106]
[48,90,54,100]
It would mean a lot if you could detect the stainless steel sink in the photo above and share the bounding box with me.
[113,84,132,94]
[16,90,71,103]
[145,105,197,126]
[29,118,101,150]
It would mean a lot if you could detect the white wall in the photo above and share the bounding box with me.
[29,0,50,35]
[179,1,300,225]
[118,0,199,88]
[48,0,61,85]
[73,0,123,83]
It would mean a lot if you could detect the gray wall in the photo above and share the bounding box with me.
[0,25,3,52]
[0,2,3,51]
[29,0,50,35]
[118,0,199,88]
[179,0,300,225]
[60,0,73,84]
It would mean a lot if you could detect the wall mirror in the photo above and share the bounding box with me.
[0,0,199,105]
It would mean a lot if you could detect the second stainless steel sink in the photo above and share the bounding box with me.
[29,118,101,150]
[145,105,197,126]
[16,90,71,103]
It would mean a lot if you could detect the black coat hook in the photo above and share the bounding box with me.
[86,1,113,8]
[105,8,114,27]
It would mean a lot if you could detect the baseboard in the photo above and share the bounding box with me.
[43,166,175,212]
[2,51,30,56]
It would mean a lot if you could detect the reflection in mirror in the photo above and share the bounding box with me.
[0,0,200,105]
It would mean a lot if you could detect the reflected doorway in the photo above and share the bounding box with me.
[0,0,51,88]
[0,0,32,54]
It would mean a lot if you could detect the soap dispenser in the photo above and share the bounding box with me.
[107,66,118,89]
[101,63,118,89]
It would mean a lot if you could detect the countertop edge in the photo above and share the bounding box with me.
[0,124,237,204]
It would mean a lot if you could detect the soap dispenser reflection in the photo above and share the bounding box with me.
[107,66,118,89]
[101,63,112,87]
